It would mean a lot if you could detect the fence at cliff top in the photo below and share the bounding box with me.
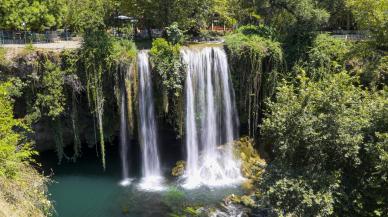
[0,30,77,44]
[319,30,370,41]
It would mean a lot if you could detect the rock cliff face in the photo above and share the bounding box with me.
[1,48,121,154]
[0,41,282,162]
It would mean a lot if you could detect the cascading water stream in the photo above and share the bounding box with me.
[119,72,131,186]
[137,51,165,191]
[181,47,243,189]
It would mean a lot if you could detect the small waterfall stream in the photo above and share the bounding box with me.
[137,51,165,191]
[181,47,243,189]
[119,72,131,186]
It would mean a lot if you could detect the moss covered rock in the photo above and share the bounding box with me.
[233,137,266,180]
[171,160,186,177]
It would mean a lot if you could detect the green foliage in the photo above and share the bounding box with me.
[27,57,67,163]
[346,0,388,48]
[166,22,184,45]
[260,72,388,216]
[80,30,113,169]
[225,33,282,59]
[0,81,33,178]
[110,39,137,64]
[34,59,66,119]
[265,177,336,216]
[170,0,214,34]
[60,50,83,161]
[296,34,386,89]
[120,24,135,40]
[233,137,266,180]
[77,30,136,169]
[225,32,283,140]
[0,0,65,31]
[122,0,215,34]
[0,81,53,216]
[236,24,277,40]
[64,0,106,33]
[268,0,330,64]
[346,42,388,89]
[149,38,184,135]
[28,58,68,162]
[150,38,183,97]
[296,34,351,80]
[0,47,8,66]
[318,0,353,30]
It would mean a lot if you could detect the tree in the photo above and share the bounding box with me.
[0,0,65,31]
[165,22,184,44]
[121,0,215,35]
[346,0,388,49]
[64,0,106,32]
[319,0,354,30]
[269,0,329,62]
[295,34,350,80]
[259,72,388,216]
[169,0,214,34]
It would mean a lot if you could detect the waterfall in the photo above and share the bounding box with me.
[137,51,165,191]
[119,66,131,187]
[181,47,243,189]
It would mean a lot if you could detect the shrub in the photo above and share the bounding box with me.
[0,81,53,217]
[260,72,388,216]
[166,22,184,45]
[237,24,277,40]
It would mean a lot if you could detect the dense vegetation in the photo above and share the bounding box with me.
[0,0,387,216]
[260,72,387,216]
[149,38,185,135]
[225,26,283,141]
[0,81,52,217]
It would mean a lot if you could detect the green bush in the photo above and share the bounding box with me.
[150,38,183,97]
[260,72,388,216]
[237,24,277,40]
[150,38,184,135]
[166,22,184,45]
[346,42,388,88]
[110,39,137,63]
[0,81,53,217]
[34,59,66,119]
[296,34,351,80]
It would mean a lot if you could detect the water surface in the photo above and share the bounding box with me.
[42,147,243,217]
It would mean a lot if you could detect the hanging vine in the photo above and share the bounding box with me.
[125,64,136,136]
[62,50,83,161]
[111,39,138,137]
[225,33,284,143]
[70,91,81,161]
[80,30,112,170]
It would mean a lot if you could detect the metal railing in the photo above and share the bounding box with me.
[318,30,370,41]
[0,30,76,44]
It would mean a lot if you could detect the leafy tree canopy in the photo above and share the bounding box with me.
[0,0,65,31]
[346,0,388,49]
[260,72,388,216]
